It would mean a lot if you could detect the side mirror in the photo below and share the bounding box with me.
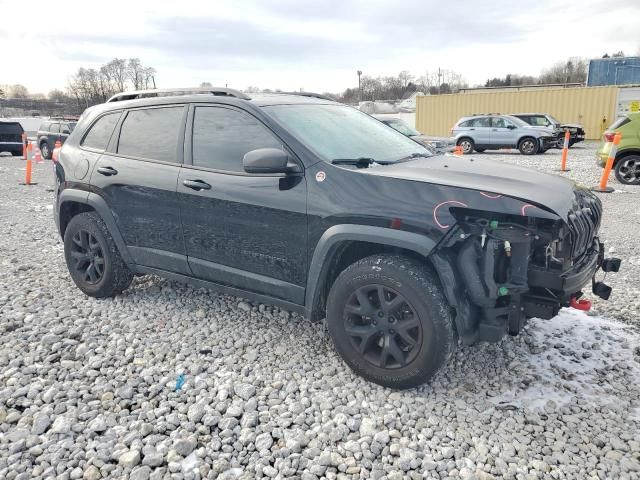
[507,125,517,130]
[62,129,70,134]
[243,148,291,174]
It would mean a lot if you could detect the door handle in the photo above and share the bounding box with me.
[469,128,475,131]
[183,179,212,191]
[97,166,118,176]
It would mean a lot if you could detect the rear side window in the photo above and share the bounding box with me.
[50,123,61,134]
[192,106,282,172]
[0,122,23,135]
[472,117,491,127]
[117,107,184,162]
[609,116,631,130]
[81,112,121,150]
[39,122,50,131]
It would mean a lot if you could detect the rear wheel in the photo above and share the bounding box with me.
[40,142,51,160]
[457,137,474,154]
[64,212,133,298]
[518,137,539,155]
[614,155,640,185]
[326,254,456,389]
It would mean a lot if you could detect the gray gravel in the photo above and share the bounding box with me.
[0,149,639,479]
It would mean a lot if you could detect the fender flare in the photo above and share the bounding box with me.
[58,189,135,265]
[304,224,437,318]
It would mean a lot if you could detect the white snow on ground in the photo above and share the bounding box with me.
[490,309,640,411]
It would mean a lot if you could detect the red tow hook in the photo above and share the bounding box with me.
[570,296,592,311]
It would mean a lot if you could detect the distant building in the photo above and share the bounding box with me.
[587,57,640,87]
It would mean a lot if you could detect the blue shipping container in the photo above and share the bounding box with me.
[587,57,640,86]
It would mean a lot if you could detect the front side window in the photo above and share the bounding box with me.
[81,112,121,151]
[117,106,184,162]
[50,123,61,134]
[263,104,428,163]
[492,117,514,128]
[192,106,282,172]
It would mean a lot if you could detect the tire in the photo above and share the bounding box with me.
[457,137,474,154]
[12,149,23,157]
[614,155,640,185]
[518,137,539,155]
[325,254,456,389]
[63,212,133,298]
[40,142,51,160]
[475,148,486,153]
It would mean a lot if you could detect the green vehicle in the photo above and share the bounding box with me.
[597,113,640,185]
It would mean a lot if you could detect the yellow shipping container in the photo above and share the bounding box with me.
[415,86,619,140]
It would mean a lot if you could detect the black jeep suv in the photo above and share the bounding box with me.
[53,87,619,389]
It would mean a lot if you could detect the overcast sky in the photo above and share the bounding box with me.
[1,0,639,95]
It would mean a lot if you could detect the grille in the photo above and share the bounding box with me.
[566,190,602,260]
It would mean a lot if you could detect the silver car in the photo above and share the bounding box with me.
[451,114,557,155]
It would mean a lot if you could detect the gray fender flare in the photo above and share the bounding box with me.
[58,189,134,265]
[304,225,437,318]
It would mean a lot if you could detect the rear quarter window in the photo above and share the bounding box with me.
[0,123,23,134]
[81,112,121,151]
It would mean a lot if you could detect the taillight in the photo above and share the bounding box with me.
[603,132,615,142]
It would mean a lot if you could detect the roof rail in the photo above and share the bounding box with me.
[281,91,335,101]
[106,87,251,103]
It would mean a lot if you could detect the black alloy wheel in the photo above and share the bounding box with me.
[70,229,105,284]
[344,284,422,369]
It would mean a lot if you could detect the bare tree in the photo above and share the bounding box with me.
[539,57,588,84]
[102,58,128,92]
[8,84,29,98]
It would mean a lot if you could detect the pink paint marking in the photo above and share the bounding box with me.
[479,192,502,199]
[433,200,468,229]
[521,204,535,216]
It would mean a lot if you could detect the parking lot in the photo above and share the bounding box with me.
[1,144,639,479]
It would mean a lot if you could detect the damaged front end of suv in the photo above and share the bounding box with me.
[429,187,620,345]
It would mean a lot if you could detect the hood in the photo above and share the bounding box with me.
[525,125,556,135]
[365,155,578,218]
[561,123,583,129]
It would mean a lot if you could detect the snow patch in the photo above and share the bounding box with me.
[489,309,640,411]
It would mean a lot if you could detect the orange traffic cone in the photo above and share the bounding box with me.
[34,147,43,163]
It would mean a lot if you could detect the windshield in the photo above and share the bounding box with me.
[547,115,561,125]
[384,119,420,137]
[263,104,429,163]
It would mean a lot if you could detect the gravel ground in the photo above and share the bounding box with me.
[0,147,639,480]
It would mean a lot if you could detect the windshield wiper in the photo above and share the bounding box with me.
[331,157,378,168]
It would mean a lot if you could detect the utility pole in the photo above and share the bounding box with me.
[438,68,443,94]
[357,70,362,103]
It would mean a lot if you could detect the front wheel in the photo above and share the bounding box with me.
[64,212,133,298]
[518,137,539,155]
[326,255,456,389]
[614,155,640,185]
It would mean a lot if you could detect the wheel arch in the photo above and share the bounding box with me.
[58,190,134,265]
[615,148,640,164]
[304,225,437,321]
